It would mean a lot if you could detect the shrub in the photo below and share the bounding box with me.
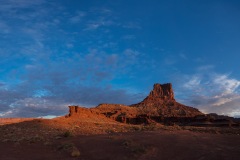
[63,131,72,137]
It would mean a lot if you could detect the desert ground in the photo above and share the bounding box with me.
[0,118,240,160]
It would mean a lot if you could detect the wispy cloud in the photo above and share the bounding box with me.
[69,11,86,24]
[123,22,142,29]
[179,53,187,60]
[84,18,116,31]
[0,0,45,10]
[89,7,112,15]
[177,68,240,117]
[0,47,145,117]
[122,35,136,40]
[164,56,177,65]
[213,74,240,95]
[79,8,121,31]
[197,65,215,71]
[183,75,201,90]
[163,52,189,66]
[0,21,10,34]
[0,1,145,118]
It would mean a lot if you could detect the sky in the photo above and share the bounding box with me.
[0,0,240,118]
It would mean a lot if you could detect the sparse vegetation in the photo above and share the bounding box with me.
[57,142,80,157]
[28,135,44,143]
[63,130,72,137]
[122,139,148,158]
[57,142,74,151]
[130,125,142,131]
[141,124,158,131]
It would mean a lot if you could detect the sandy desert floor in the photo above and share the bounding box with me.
[0,119,240,160]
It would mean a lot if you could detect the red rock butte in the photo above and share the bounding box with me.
[130,83,177,107]
[146,83,175,101]
[66,83,208,125]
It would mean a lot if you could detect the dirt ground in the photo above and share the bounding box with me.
[0,129,240,160]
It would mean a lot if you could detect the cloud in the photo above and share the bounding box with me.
[84,18,115,30]
[69,11,85,23]
[0,2,147,118]
[164,57,177,65]
[178,69,240,117]
[0,21,10,34]
[179,53,187,60]
[0,0,45,10]
[122,35,136,40]
[183,75,201,90]
[0,48,145,118]
[0,0,59,62]
[0,84,144,117]
[213,74,240,95]
[81,8,119,31]
[124,49,140,59]
[1,97,69,118]
[123,22,142,29]
[90,7,112,15]
[197,65,215,71]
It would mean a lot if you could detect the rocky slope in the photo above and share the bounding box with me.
[130,83,202,117]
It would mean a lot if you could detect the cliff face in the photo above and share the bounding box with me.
[146,83,175,101]
[130,83,203,117]
[66,105,121,124]
[131,83,175,107]
[68,106,78,117]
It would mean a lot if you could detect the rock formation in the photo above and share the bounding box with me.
[130,83,203,117]
[66,105,117,123]
[89,83,203,124]
[66,83,239,126]
[144,83,175,101]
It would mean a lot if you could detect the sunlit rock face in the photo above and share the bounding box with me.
[130,83,203,117]
[143,83,175,102]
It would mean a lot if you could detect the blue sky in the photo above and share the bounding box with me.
[0,0,240,118]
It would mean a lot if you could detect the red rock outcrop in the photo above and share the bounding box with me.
[130,83,203,117]
[93,104,139,123]
[145,83,175,101]
[66,105,117,123]
[131,83,175,107]
[66,83,205,125]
